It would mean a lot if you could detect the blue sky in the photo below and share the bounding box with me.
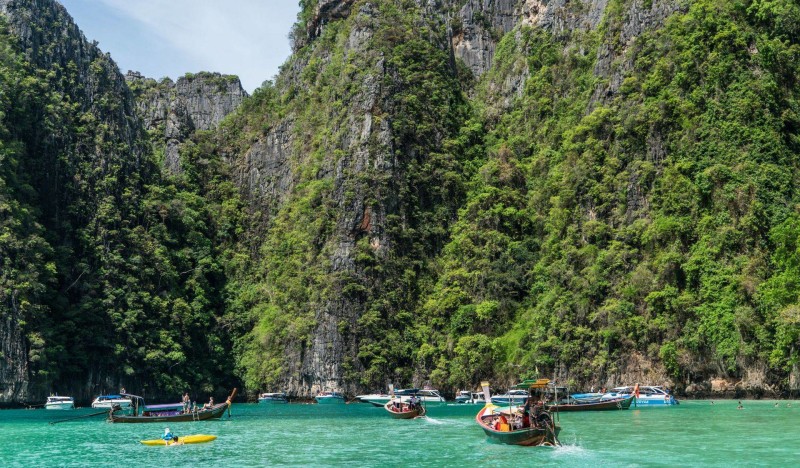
[58,0,301,92]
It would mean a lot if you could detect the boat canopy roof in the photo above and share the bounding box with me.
[96,394,126,400]
[512,378,551,389]
[144,402,183,410]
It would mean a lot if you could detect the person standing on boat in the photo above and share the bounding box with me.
[182,392,190,413]
[521,398,532,428]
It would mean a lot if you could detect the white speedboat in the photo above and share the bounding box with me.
[258,392,288,404]
[603,385,679,406]
[490,389,529,406]
[355,392,392,406]
[91,394,133,409]
[356,387,446,405]
[315,391,345,404]
[45,395,75,410]
[454,390,485,404]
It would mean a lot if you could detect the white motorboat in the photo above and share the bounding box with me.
[315,391,345,404]
[454,390,485,404]
[45,395,75,410]
[490,389,529,406]
[91,394,133,409]
[355,392,392,406]
[258,392,288,404]
[603,385,679,406]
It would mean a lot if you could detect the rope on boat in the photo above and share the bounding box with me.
[49,409,109,425]
[542,415,561,447]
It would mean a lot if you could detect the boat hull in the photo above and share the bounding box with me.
[548,395,634,412]
[45,401,75,410]
[476,405,560,446]
[109,402,228,423]
[140,434,217,446]
[258,398,288,404]
[315,396,345,404]
[632,396,678,405]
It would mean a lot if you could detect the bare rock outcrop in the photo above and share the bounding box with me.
[127,71,247,173]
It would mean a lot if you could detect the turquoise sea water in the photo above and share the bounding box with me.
[2,399,799,467]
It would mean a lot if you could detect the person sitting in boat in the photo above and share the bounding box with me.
[163,428,174,442]
[202,397,215,410]
[494,414,508,431]
[169,436,183,446]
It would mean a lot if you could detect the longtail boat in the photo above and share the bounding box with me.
[547,394,635,412]
[108,389,237,423]
[384,399,426,419]
[475,379,561,446]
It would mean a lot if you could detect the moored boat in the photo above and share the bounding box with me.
[383,398,426,419]
[91,394,132,409]
[258,392,288,404]
[357,387,445,406]
[108,389,237,423]
[140,434,217,446]
[315,391,346,404]
[355,392,392,406]
[490,389,529,406]
[454,390,486,404]
[45,396,75,410]
[604,385,678,406]
[475,379,561,447]
[547,394,635,411]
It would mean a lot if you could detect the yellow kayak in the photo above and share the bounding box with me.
[140,434,217,446]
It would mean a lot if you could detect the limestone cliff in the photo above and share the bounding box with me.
[127,71,247,172]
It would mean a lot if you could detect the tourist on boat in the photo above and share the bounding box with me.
[163,428,174,441]
[521,398,532,428]
[409,395,419,410]
[169,436,183,446]
[202,397,215,410]
[182,392,190,413]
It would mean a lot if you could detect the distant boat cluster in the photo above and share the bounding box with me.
[41,382,678,447]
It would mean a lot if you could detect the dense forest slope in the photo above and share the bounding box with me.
[0,0,241,402]
[1,0,799,403]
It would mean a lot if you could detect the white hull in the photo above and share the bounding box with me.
[315,396,345,404]
[45,402,74,410]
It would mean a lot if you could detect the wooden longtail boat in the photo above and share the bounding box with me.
[108,389,237,423]
[475,379,561,446]
[383,399,426,419]
[547,394,635,412]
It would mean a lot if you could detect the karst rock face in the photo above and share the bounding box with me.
[229,0,684,397]
[126,71,247,173]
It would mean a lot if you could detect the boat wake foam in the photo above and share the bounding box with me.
[422,417,446,425]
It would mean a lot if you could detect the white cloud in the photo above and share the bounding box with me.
[94,0,298,91]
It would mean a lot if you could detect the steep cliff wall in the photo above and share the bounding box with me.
[127,71,247,172]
